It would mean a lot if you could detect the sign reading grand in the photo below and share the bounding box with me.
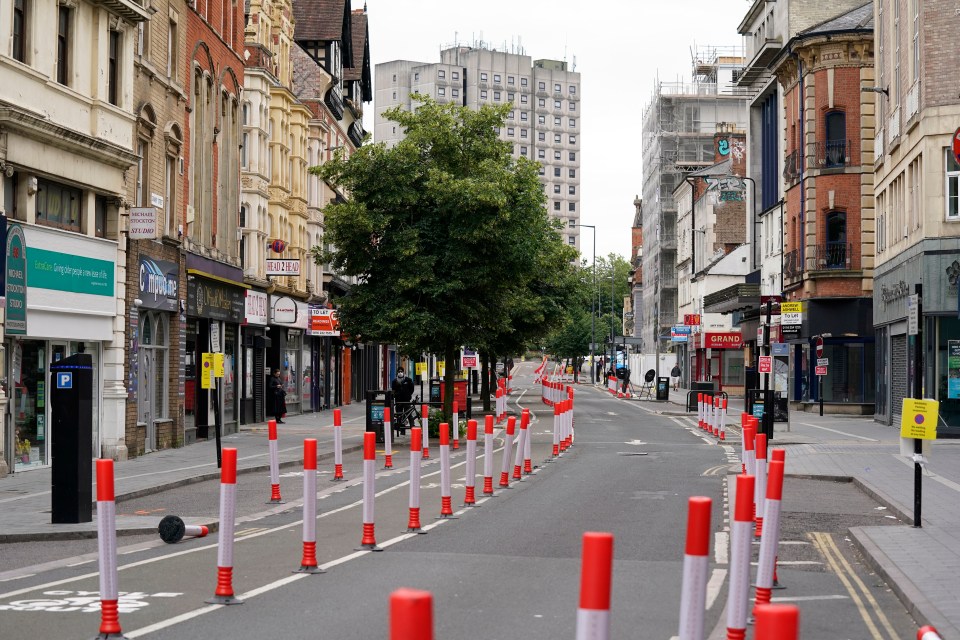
[28,248,114,296]
[5,223,27,335]
[187,278,245,323]
[704,332,743,349]
[138,257,179,312]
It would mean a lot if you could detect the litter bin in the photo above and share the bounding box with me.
[656,377,670,401]
[365,389,393,444]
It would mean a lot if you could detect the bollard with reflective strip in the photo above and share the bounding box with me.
[576,532,614,640]
[296,438,324,574]
[678,497,712,640]
[464,419,478,505]
[332,409,344,481]
[754,458,784,610]
[499,416,516,487]
[918,626,944,640]
[267,419,283,503]
[383,406,394,469]
[754,433,768,538]
[523,408,533,473]
[483,415,495,495]
[550,402,561,459]
[406,428,425,533]
[719,398,727,441]
[158,515,209,543]
[390,588,434,640]
[452,401,460,450]
[726,474,755,639]
[438,422,455,518]
[94,459,127,638]
[358,432,381,551]
[421,404,431,460]
[207,448,243,604]
[512,413,526,481]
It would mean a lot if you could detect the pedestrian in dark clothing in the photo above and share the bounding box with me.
[391,367,415,429]
[271,369,286,423]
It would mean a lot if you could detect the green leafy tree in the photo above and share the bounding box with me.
[312,95,576,419]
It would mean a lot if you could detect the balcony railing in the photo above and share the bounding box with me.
[783,248,802,279]
[906,80,920,121]
[810,242,855,270]
[874,128,884,162]
[783,149,801,181]
[816,139,853,168]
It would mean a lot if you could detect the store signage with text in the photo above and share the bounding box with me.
[187,278,245,323]
[244,290,269,326]
[265,259,301,276]
[271,296,298,324]
[5,223,27,335]
[684,314,701,326]
[129,207,159,239]
[705,332,743,349]
[138,257,179,312]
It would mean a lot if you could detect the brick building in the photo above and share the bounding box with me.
[125,0,189,457]
[182,0,245,443]
[772,3,876,413]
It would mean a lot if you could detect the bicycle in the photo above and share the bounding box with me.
[393,394,423,437]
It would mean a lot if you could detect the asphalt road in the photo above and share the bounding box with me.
[0,362,921,639]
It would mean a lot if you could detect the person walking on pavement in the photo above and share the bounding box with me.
[391,366,415,430]
[271,368,286,424]
[671,363,682,391]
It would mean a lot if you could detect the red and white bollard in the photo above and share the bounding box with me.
[713,397,721,437]
[421,404,431,460]
[464,419,478,505]
[94,459,125,638]
[678,496,712,640]
[726,474,755,639]
[576,532,614,640]
[383,406,394,469]
[769,448,787,590]
[438,422,455,518]
[918,626,945,640]
[208,448,242,604]
[483,415,495,495]
[267,419,283,503]
[158,515,209,543]
[754,432,768,538]
[739,413,750,473]
[754,604,798,640]
[559,399,570,453]
[754,458,784,611]
[358,432,381,551]
[407,428,425,533]
[697,393,704,430]
[719,398,728,441]
[550,402,561,458]
[452,401,460,450]
[512,414,526,481]
[568,391,576,448]
[332,409,344,481]
[390,587,434,640]
[499,416,515,487]
[297,438,324,574]
[522,408,533,474]
[743,421,756,478]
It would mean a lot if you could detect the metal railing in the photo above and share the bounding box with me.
[810,241,854,270]
[783,248,802,279]
[816,139,852,168]
[783,149,801,181]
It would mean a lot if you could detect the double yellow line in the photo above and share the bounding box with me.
[810,532,898,640]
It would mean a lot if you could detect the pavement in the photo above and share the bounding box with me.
[3,378,960,636]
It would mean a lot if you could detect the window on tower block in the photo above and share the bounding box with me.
[947,149,960,220]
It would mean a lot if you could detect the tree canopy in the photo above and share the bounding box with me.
[311,95,578,414]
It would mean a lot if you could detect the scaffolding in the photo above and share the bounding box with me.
[639,46,749,350]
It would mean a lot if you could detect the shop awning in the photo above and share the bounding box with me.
[704,283,760,314]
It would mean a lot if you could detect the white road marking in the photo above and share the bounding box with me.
[796,422,878,442]
[0,574,34,582]
[705,568,727,610]
[714,531,728,565]
[771,594,850,602]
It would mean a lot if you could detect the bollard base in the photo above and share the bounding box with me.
[356,543,383,552]
[266,499,286,505]
[436,513,459,519]
[93,634,130,640]
[406,527,429,534]
[205,594,244,605]
[294,565,325,574]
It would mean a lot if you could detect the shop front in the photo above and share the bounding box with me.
[874,243,960,435]
[185,257,246,442]
[241,289,269,425]
[269,296,309,416]
[131,255,181,454]
[7,224,118,472]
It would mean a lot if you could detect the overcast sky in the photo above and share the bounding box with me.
[363,0,748,262]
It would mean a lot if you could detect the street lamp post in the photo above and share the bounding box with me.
[581,224,597,384]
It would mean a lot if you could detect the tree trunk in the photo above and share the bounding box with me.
[443,342,456,426]
[480,351,491,412]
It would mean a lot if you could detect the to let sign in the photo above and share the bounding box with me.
[758,356,772,373]
[129,207,159,239]
[265,259,301,276]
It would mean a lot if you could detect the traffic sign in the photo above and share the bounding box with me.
[815,365,827,376]
[815,337,824,359]
[758,356,772,373]
[907,294,919,335]
[817,358,829,367]
[900,398,939,440]
[56,372,73,389]
[953,126,960,164]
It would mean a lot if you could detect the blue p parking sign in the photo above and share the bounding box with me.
[57,372,73,389]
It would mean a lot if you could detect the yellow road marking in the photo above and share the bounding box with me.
[810,532,897,640]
